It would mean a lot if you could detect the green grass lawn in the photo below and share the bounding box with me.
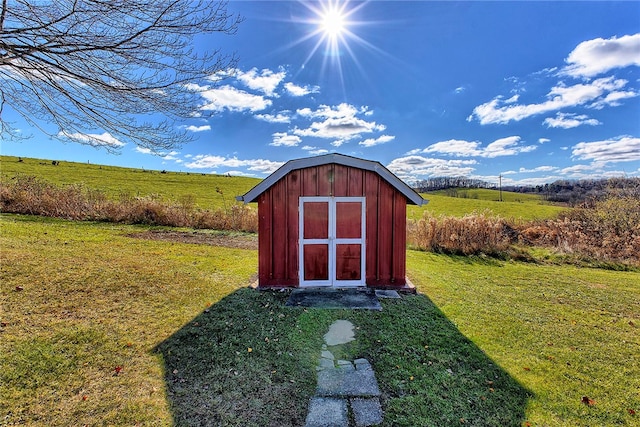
[2,214,638,425]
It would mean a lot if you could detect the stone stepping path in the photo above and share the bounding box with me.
[304,320,383,427]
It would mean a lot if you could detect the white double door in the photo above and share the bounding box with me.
[299,197,366,287]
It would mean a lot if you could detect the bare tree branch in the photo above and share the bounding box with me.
[0,0,242,152]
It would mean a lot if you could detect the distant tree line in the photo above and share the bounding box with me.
[503,177,640,205]
[415,176,640,206]
[415,176,491,192]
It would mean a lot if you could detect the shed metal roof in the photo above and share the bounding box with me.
[236,153,427,206]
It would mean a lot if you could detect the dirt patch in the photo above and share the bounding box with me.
[127,230,258,250]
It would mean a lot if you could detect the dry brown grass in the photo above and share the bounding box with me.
[408,195,639,266]
[407,211,516,256]
[520,195,640,264]
[0,175,258,232]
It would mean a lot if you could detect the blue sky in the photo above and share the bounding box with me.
[2,1,640,187]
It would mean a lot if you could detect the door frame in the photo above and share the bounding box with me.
[298,196,366,288]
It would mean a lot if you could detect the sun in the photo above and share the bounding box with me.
[321,7,346,38]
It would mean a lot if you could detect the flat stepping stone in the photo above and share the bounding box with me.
[324,320,355,346]
[316,367,381,397]
[321,350,335,360]
[317,357,335,370]
[351,398,383,426]
[375,289,401,299]
[304,397,348,427]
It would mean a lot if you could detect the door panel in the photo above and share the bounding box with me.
[335,244,361,281]
[303,202,329,239]
[303,244,329,281]
[335,202,362,239]
[299,197,365,287]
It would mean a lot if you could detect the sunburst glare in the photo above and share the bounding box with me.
[296,0,367,77]
[278,0,395,95]
[320,5,346,39]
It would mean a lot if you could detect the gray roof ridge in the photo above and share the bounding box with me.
[236,153,427,206]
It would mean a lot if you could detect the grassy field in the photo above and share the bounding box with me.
[1,155,564,220]
[2,214,638,426]
[0,155,260,210]
[410,190,566,221]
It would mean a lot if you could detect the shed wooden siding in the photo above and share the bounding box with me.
[257,163,408,288]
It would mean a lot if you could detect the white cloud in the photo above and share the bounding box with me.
[161,151,180,161]
[589,89,639,109]
[185,155,284,174]
[558,164,639,180]
[560,164,594,175]
[331,139,348,147]
[420,139,483,157]
[222,170,253,177]
[294,103,385,141]
[135,147,182,161]
[387,156,477,180]
[255,112,291,123]
[416,136,536,158]
[543,112,601,129]
[285,82,320,96]
[502,175,564,187]
[270,132,302,147]
[485,136,537,157]
[236,67,286,96]
[359,135,395,147]
[302,145,330,155]
[196,85,271,113]
[572,135,640,164]
[297,103,360,119]
[184,125,211,132]
[562,33,640,78]
[518,166,558,173]
[59,131,125,148]
[539,138,551,144]
[469,77,635,125]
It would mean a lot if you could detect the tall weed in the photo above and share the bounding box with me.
[0,176,258,232]
[520,195,640,263]
[407,211,515,256]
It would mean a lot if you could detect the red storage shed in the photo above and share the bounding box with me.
[236,153,427,290]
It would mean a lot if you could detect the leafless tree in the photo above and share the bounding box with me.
[0,0,241,152]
